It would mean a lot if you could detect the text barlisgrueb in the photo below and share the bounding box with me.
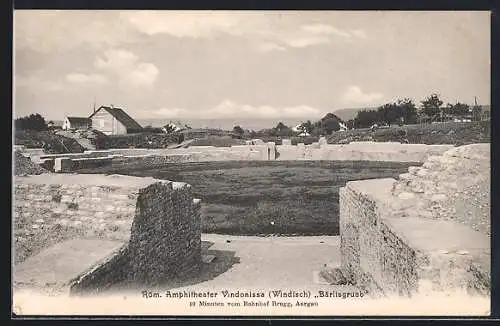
[141,289,369,301]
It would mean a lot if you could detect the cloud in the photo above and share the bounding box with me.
[149,107,189,118]
[149,99,323,120]
[260,24,368,51]
[351,29,367,39]
[120,11,241,38]
[15,11,138,53]
[121,12,367,52]
[342,86,383,104]
[16,73,109,95]
[256,42,287,53]
[300,24,353,38]
[94,49,159,87]
[283,35,332,48]
[277,24,368,49]
[15,75,65,92]
[66,73,108,84]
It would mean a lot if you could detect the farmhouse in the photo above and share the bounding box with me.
[89,105,143,135]
[62,117,91,130]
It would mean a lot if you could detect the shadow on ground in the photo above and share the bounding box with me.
[85,241,240,296]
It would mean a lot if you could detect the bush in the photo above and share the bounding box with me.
[101,132,184,149]
[253,136,319,145]
[15,114,48,131]
[327,121,490,145]
[15,130,85,154]
[188,136,247,147]
[372,127,407,142]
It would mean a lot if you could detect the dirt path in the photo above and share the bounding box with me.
[173,234,351,291]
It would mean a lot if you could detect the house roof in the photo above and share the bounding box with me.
[66,117,91,125]
[89,106,143,131]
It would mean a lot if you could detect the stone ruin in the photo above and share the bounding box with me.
[14,174,202,294]
[13,142,491,298]
[336,144,490,297]
[16,141,455,174]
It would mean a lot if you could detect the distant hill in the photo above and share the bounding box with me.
[320,112,344,123]
[333,107,376,121]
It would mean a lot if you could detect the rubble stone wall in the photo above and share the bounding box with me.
[339,144,490,297]
[37,142,454,173]
[14,174,202,294]
[277,142,453,162]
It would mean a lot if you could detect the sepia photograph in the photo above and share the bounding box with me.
[12,10,491,317]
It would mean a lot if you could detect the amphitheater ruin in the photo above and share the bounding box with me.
[13,139,490,306]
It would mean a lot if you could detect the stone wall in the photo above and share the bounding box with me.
[339,179,421,296]
[126,182,202,285]
[338,144,490,297]
[14,174,202,294]
[36,141,454,173]
[68,245,130,294]
[14,176,138,223]
[277,142,453,162]
[41,143,278,172]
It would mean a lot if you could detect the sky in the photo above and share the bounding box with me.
[13,10,491,129]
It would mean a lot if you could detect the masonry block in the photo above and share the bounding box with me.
[54,157,73,173]
[14,174,202,294]
[339,166,490,297]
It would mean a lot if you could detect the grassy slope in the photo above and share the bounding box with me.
[86,161,414,236]
[327,121,490,145]
[14,130,85,154]
[187,136,247,147]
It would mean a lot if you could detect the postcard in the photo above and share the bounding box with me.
[12,10,491,317]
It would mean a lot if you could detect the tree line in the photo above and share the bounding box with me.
[347,93,485,129]
[14,114,50,131]
[232,113,344,139]
[233,93,486,139]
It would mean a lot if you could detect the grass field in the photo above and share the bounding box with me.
[89,161,415,236]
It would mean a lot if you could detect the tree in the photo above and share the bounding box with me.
[163,123,178,134]
[232,125,244,138]
[378,103,401,126]
[472,105,483,121]
[346,119,355,129]
[442,103,455,117]
[397,98,418,125]
[273,122,295,137]
[452,102,471,117]
[354,109,382,129]
[15,113,48,131]
[322,118,340,134]
[299,120,313,135]
[442,102,470,120]
[420,93,443,122]
[275,122,287,131]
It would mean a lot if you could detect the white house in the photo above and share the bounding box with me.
[62,117,91,130]
[162,122,184,134]
[88,105,143,135]
[292,124,311,137]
